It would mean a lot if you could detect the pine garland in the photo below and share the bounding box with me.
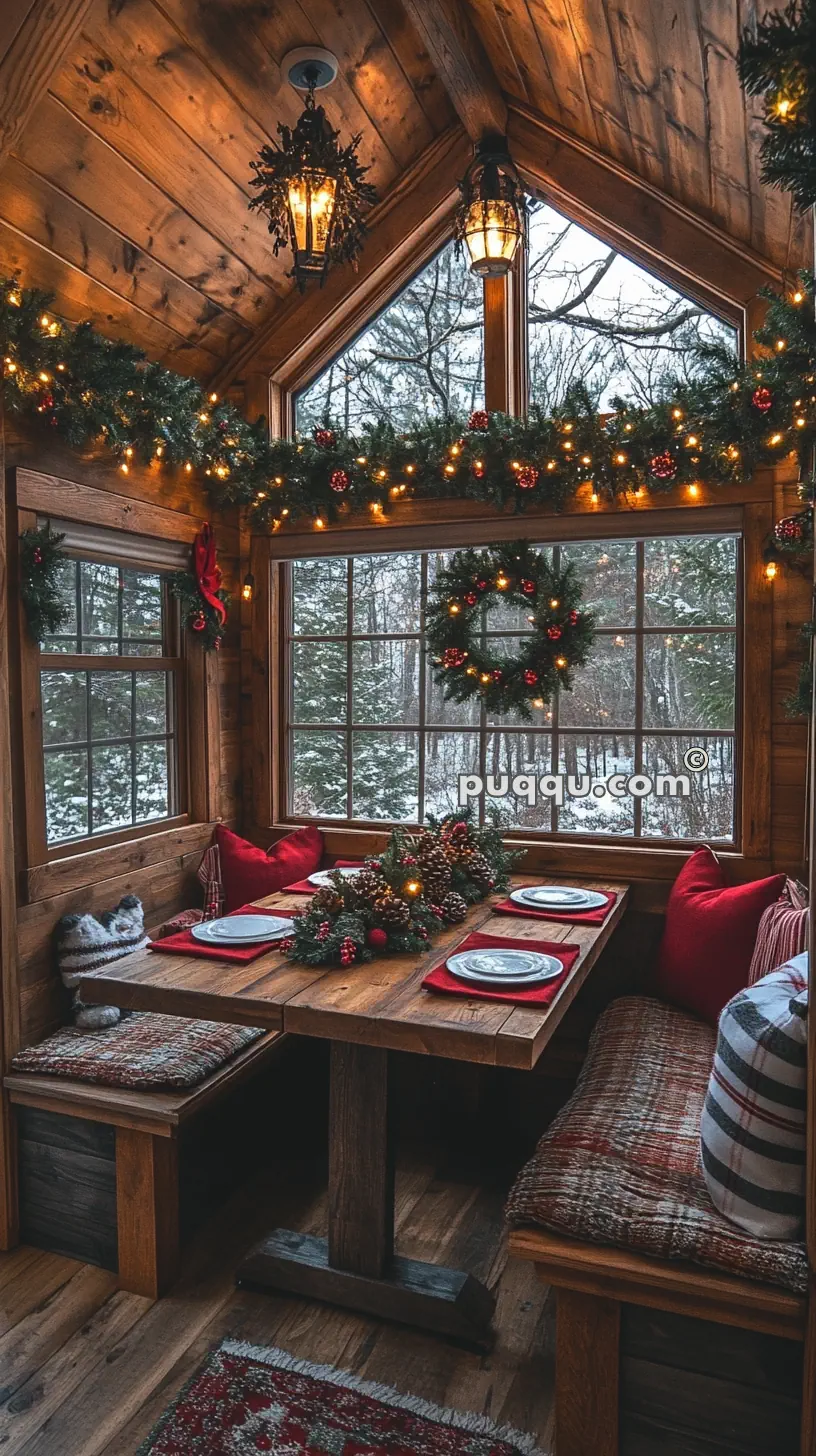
[426,541,595,719]
[19,523,69,643]
[2,275,816,535]
[738,0,816,211]
[282,810,522,967]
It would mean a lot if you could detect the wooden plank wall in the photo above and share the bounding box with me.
[2,423,242,1050]
[772,459,811,876]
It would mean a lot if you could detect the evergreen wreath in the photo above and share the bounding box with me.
[19,523,69,644]
[168,525,229,651]
[425,542,595,720]
[738,0,816,212]
[281,809,522,967]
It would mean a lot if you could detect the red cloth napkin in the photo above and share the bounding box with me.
[493,888,616,925]
[150,904,295,964]
[283,860,364,894]
[422,930,580,1005]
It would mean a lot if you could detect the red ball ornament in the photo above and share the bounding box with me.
[33,548,43,565]
[524,669,538,685]
[547,625,563,640]
[471,463,485,479]
[314,427,336,448]
[367,927,388,950]
[330,468,350,493]
[191,611,206,632]
[491,668,503,681]
[752,385,773,413]
[41,393,54,410]
[517,466,539,490]
[468,409,489,431]
[464,591,478,605]
[568,609,579,625]
[316,920,331,943]
[648,450,678,481]
[442,647,467,669]
[521,578,536,594]
[476,578,488,591]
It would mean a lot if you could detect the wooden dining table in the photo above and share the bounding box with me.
[80,875,629,1345]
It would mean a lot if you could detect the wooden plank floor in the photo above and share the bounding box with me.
[0,1147,555,1455]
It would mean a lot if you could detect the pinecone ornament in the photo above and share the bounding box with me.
[462,848,495,893]
[352,867,390,906]
[441,891,468,923]
[311,886,343,916]
[373,893,412,930]
[417,840,452,887]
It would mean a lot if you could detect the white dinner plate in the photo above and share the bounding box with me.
[447,948,563,987]
[307,868,363,889]
[191,915,293,945]
[510,886,608,911]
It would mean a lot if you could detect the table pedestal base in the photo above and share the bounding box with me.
[238,1229,495,1347]
[236,1041,495,1347]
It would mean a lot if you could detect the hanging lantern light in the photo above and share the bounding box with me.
[249,49,377,289]
[456,137,526,278]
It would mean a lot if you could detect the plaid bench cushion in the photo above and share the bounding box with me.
[11,1014,264,1090]
[506,996,808,1295]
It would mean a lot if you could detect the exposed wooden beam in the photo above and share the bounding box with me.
[0,0,93,171]
[210,125,471,397]
[399,0,507,141]
[508,102,787,320]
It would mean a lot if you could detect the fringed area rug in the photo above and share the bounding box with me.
[138,1340,546,1456]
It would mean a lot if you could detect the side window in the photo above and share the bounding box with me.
[40,557,181,846]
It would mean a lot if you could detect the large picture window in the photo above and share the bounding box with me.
[285,532,739,845]
[39,556,181,846]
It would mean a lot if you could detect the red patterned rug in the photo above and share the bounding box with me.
[138,1340,545,1456]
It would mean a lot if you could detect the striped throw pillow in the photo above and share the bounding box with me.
[700,953,808,1240]
[748,879,808,985]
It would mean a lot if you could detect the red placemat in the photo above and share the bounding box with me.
[283,859,364,894]
[493,888,616,925]
[151,904,295,963]
[422,930,580,1005]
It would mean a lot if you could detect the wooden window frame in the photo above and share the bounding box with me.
[251,493,773,874]
[11,469,222,892]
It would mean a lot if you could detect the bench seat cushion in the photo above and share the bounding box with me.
[10,1014,264,1090]
[505,996,808,1295]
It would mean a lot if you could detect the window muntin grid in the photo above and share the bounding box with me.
[286,534,740,844]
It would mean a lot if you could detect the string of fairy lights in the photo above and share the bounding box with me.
[2,274,816,552]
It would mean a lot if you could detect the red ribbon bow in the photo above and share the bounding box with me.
[193,524,227,623]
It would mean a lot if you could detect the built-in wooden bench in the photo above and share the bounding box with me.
[4,1030,286,1299]
[508,1227,808,1456]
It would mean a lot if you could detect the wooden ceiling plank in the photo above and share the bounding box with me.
[0,0,94,169]
[87,0,280,198]
[650,2,712,229]
[465,0,558,116]
[521,0,597,140]
[49,30,286,288]
[0,0,36,67]
[15,96,276,328]
[598,0,670,195]
[557,0,632,164]
[287,0,437,170]
[697,8,753,248]
[209,125,471,393]
[0,155,251,361]
[399,0,507,140]
[362,0,456,134]
[0,216,218,375]
[508,102,787,313]
[161,0,401,183]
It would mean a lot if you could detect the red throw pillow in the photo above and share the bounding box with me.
[654,846,785,1025]
[215,824,323,913]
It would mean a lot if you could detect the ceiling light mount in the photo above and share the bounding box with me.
[282,47,339,92]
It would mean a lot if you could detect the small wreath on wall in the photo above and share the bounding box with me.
[425,541,595,721]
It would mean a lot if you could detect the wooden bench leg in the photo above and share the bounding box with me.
[556,1288,620,1456]
[115,1128,179,1299]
